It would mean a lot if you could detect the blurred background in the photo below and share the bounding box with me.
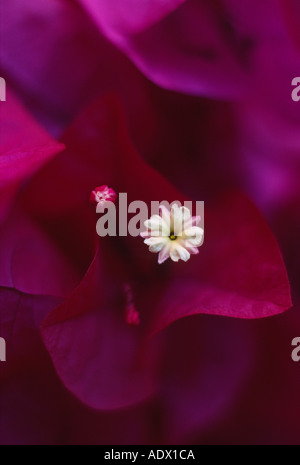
[0,0,300,445]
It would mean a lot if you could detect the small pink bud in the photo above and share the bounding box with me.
[89,185,117,206]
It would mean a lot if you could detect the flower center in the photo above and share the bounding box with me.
[169,233,177,241]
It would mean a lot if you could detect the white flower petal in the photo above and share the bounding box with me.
[169,250,180,262]
[170,244,190,262]
[144,213,169,236]
[184,215,201,229]
[159,205,171,231]
[185,246,200,255]
[149,244,164,253]
[158,243,171,264]
[144,215,162,231]
[184,226,204,246]
[172,205,191,235]
[192,215,201,226]
[144,236,168,252]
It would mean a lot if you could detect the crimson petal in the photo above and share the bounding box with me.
[0,90,64,222]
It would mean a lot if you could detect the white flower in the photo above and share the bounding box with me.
[140,205,204,264]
